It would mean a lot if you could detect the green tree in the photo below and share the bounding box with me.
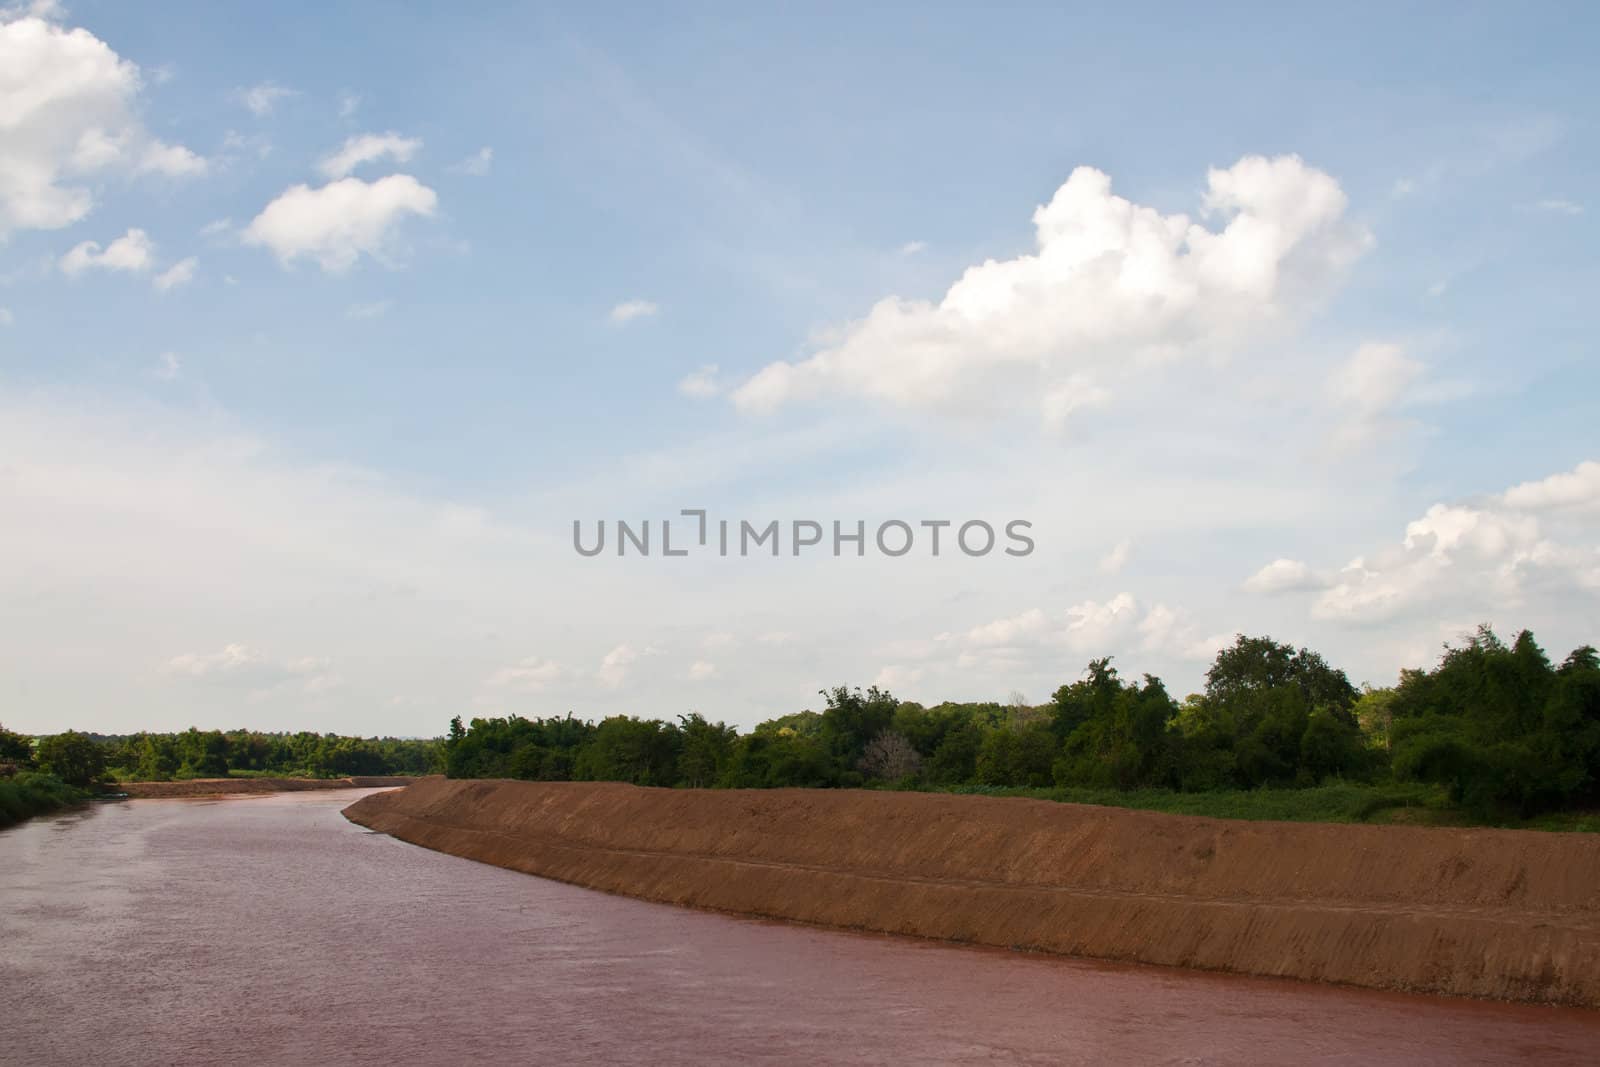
[573,716,683,785]
[0,723,34,766]
[677,713,737,788]
[819,685,899,767]
[35,730,107,787]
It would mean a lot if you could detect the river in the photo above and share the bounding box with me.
[2,791,1597,1065]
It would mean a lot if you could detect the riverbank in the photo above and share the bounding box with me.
[118,775,414,798]
[346,777,1600,1007]
[0,773,86,828]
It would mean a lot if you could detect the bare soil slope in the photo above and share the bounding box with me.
[344,777,1600,1005]
[119,776,414,798]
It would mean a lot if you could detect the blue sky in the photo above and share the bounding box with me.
[2,1,1597,735]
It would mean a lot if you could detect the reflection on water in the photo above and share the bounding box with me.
[2,792,1597,1065]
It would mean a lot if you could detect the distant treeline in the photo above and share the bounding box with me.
[0,726,442,787]
[445,626,1600,820]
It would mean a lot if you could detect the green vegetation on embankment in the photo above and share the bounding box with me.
[443,625,1600,830]
[0,772,87,829]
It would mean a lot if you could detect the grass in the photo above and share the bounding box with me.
[0,772,88,829]
[926,781,1600,832]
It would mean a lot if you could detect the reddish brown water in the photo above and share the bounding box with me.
[2,792,1597,1065]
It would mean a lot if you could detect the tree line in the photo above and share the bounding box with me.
[7,624,1597,822]
[444,626,1600,819]
[0,727,442,787]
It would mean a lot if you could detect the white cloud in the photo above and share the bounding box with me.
[153,351,181,380]
[1330,342,1422,414]
[1243,558,1327,594]
[60,228,154,275]
[136,142,206,178]
[243,175,439,272]
[703,631,736,649]
[1530,199,1583,216]
[677,364,721,398]
[597,643,658,689]
[449,146,493,176]
[237,82,295,117]
[1064,593,1142,652]
[199,217,232,238]
[337,91,361,119]
[1501,460,1600,514]
[0,9,205,236]
[1098,538,1131,574]
[166,643,335,695]
[317,132,422,179]
[609,299,659,324]
[220,129,272,163]
[733,154,1367,423]
[0,307,11,326]
[486,656,564,692]
[951,593,1220,679]
[1307,462,1600,624]
[899,240,927,255]
[1327,341,1423,448]
[874,664,924,689]
[1427,280,1448,298]
[153,256,197,291]
[1108,599,1224,662]
[966,607,1050,648]
[687,660,717,681]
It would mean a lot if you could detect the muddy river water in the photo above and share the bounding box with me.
[2,790,1598,1065]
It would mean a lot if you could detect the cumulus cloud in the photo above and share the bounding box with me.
[1304,460,1600,624]
[1330,342,1422,415]
[687,660,717,681]
[1243,558,1328,595]
[166,643,335,695]
[597,642,658,689]
[153,351,181,379]
[317,132,422,179]
[1501,460,1600,514]
[153,256,197,291]
[1324,341,1425,450]
[953,593,1219,675]
[609,299,659,324]
[449,146,493,176]
[136,142,206,178]
[733,154,1367,423]
[243,175,438,272]
[0,9,205,236]
[875,664,924,689]
[237,82,295,117]
[677,364,721,398]
[60,227,153,274]
[1098,538,1132,575]
[486,656,564,692]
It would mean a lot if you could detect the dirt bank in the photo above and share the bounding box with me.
[119,776,414,798]
[344,777,1600,1006]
